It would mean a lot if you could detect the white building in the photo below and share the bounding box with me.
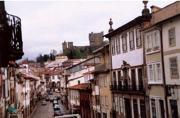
[104,2,151,117]
[161,2,180,117]
[66,57,95,113]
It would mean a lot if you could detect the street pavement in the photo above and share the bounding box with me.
[31,101,54,118]
[31,92,67,118]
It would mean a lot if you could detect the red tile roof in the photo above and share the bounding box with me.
[68,83,91,90]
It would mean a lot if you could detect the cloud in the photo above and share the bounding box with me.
[5,1,175,60]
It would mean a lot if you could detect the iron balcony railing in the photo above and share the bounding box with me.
[6,13,23,60]
[0,2,23,67]
[110,83,145,93]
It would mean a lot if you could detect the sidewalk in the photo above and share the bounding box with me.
[28,102,40,118]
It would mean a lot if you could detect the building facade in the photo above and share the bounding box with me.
[160,3,180,117]
[144,26,166,118]
[91,43,112,118]
[105,2,151,117]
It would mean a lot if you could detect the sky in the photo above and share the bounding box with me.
[5,0,175,60]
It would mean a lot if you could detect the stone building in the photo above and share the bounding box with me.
[89,32,104,47]
[91,43,111,118]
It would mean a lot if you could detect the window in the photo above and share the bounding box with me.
[117,36,121,53]
[122,34,127,52]
[115,96,118,111]
[116,36,120,54]
[129,30,135,50]
[111,38,115,55]
[103,113,107,118]
[131,69,136,90]
[146,34,152,51]
[153,31,160,50]
[151,99,156,118]
[133,99,138,118]
[115,37,118,54]
[118,71,121,83]
[148,65,153,81]
[145,30,160,53]
[170,99,178,118]
[136,28,142,48]
[156,63,162,81]
[169,57,179,79]
[138,68,143,90]
[113,71,116,85]
[168,27,176,47]
[140,100,146,118]
[150,98,165,118]
[159,100,165,118]
[147,62,162,83]
[114,37,117,55]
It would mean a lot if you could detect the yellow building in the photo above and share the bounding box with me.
[92,43,112,118]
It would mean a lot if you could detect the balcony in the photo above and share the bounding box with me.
[0,3,23,67]
[110,83,145,95]
[7,13,24,60]
[93,63,110,74]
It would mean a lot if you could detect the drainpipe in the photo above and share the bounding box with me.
[159,26,169,118]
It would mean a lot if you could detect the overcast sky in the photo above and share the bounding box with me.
[5,0,175,60]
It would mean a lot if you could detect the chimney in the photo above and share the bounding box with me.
[150,5,161,13]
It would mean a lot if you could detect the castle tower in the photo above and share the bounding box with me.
[89,32,104,47]
[68,42,73,49]
[62,41,67,52]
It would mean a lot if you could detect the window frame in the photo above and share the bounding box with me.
[169,56,179,79]
[168,27,176,47]
[147,62,163,84]
[129,30,135,50]
[145,30,160,54]
[136,28,142,48]
[151,99,157,118]
[122,34,127,53]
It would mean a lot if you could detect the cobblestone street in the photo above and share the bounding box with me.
[31,101,54,118]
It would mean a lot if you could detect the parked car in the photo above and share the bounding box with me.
[54,107,61,116]
[53,104,60,109]
[53,99,58,107]
[41,100,47,105]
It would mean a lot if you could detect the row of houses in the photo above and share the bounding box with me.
[0,3,47,117]
[0,61,47,118]
[55,1,180,118]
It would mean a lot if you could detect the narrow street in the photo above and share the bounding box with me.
[31,101,53,118]
[31,93,67,118]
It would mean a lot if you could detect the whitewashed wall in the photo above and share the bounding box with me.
[111,28,143,69]
[163,16,180,84]
[67,66,94,87]
[112,49,143,69]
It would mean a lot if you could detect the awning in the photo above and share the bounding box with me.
[7,106,17,113]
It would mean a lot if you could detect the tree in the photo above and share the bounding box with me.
[43,54,49,62]
[36,54,44,67]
